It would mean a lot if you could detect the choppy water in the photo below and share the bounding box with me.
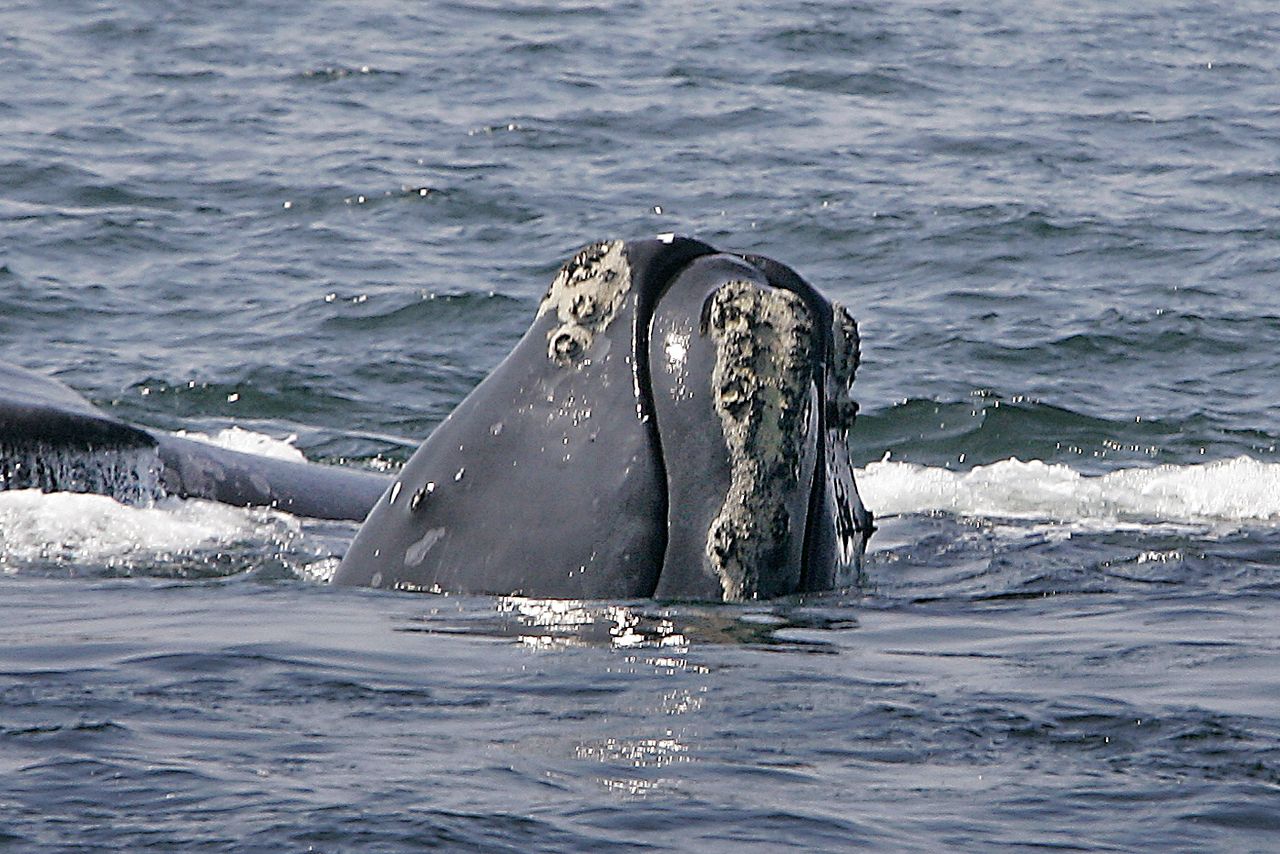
[3,0,1279,850]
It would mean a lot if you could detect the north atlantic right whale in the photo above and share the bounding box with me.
[334,237,874,601]
[2,236,873,602]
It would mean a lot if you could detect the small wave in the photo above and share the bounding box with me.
[849,397,1279,473]
[294,65,401,83]
[859,455,1280,526]
[768,68,935,98]
[318,289,525,334]
[171,426,306,463]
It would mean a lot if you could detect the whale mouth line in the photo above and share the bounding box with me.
[630,245,715,599]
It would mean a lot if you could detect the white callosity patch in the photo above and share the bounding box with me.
[859,455,1280,527]
[404,527,445,567]
[705,281,814,600]
[538,240,632,367]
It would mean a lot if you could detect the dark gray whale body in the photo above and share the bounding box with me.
[0,362,388,521]
[333,237,873,600]
[1,237,872,601]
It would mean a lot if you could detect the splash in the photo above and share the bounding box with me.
[0,489,297,570]
[858,455,1280,526]
[171,426,307,462]
[0,442,162,505]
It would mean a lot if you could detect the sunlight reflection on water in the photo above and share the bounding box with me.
[496,595,689,650]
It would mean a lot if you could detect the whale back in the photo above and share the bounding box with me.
[0,362,388,519]
[0,363,163,502]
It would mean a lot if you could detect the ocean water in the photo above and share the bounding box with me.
[2,0,1279,850]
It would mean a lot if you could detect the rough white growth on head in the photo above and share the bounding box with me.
[704,281,814,600]
[538,240,632,367]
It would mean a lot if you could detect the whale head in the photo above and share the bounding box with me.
[333,237,873,601]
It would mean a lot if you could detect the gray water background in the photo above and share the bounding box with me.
[2,1,1279,850]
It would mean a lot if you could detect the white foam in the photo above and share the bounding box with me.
[0,489,297,569]
[857,455,1280,526]
[6,453,1275,572]
[172,426,307,462]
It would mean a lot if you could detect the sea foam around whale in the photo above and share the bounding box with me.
[860,454,1280,527]
[3,425,1278,571]
[0,429,309,572]
[172,426,309,462]
[0,491,295,569]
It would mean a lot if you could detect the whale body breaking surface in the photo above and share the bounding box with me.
[0,237,873,601]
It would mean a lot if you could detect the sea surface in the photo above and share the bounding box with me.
[2,1,1279,850]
